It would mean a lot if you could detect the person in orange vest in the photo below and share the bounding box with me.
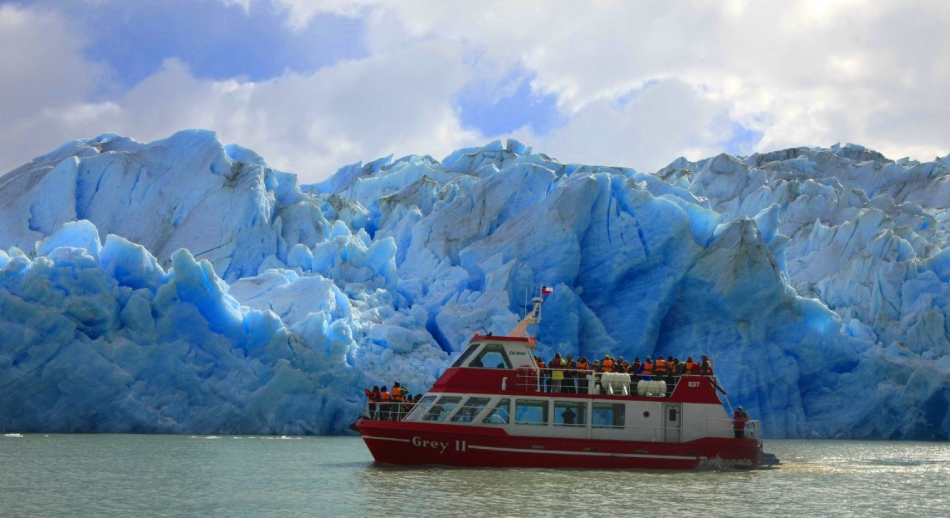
[639,356,654,380]
[379,385,392,420]
[576,356,590,394]
[392,382,406,420]
[654,356,668,382]
[685,356,699,374]
[364,385,381,419]
[733,406,749,438]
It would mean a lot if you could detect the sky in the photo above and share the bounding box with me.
[1,0,949,184]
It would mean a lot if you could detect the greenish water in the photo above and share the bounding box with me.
[1,435,948,517]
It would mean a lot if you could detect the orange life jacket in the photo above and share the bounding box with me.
[380,391,391,402]
[602,359,614,370]
[654,358,667,374]
[577,360,589,372]
[685,361,696,372]
[641,361,654,375]
[392,389,404,402]
[701,360,714,375]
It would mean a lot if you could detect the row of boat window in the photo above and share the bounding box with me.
[405,394,629,428]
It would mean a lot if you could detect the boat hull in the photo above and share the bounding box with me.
[356,418,761,470]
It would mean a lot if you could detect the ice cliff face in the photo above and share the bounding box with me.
[0,131,947,438]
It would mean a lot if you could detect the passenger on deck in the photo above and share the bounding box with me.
[536,356,547,392]
[639,356,654,380]
[602,355,614,372]
[654,356,668,382]
[364,386,381,419]
[565,354,577,393]
[379,386,392,420]
[576,357,590,394]
[668,356,680,387]
[391,382,405,420]
[402,394,416,416]
[614,357,626,373]
[550,353,565,393]
[631,358,641,375]
[685,356,699,374]
[733,406,749,438]
[700,355,714,376]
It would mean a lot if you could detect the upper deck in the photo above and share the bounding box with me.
[431,335,724,406]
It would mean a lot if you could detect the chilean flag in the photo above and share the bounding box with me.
[541,286,553,295]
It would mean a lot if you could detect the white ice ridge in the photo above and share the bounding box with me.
[0,131,948,439]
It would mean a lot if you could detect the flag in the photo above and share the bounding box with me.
[541,286,553,295]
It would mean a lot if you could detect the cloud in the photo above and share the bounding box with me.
[299,0,950,166]
[2,0,949,184]
[527,79,736,171]
[0,4,480,183]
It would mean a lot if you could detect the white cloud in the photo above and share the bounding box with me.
[0,5,112,171]
[530,79,735,171]
[2,1,949,183]
[0,4,481,183]
[293,0,950,167]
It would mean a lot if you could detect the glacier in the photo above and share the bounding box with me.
[0,130,948,438]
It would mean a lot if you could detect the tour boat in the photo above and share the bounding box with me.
[355,295,779,470]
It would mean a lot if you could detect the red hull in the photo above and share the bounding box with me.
[356,418,761,470]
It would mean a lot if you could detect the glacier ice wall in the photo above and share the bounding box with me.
[1,132,948,438]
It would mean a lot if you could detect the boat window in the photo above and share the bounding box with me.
[470,343,511,369]
[482,398,511,424]
[553,401,587,427]
[404,395,437,421]
[515,399,548,425]
[592,403,625,429]
[450,344,480,368]
[423,396,462,422]
[450,397,491,423]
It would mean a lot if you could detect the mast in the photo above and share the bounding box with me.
[509,286,550,337]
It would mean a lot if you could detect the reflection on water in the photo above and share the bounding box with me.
[1,436,948,517]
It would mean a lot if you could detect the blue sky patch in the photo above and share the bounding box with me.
[723,121,764,156]
[31,0,367,88]
[456,73,563,137]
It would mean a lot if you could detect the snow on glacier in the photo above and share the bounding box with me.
[1,130,948,439]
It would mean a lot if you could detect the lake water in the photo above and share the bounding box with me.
[1,434,948,517]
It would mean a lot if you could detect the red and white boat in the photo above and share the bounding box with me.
[355,295,778,470]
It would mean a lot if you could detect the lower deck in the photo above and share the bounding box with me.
[363,391,758,444]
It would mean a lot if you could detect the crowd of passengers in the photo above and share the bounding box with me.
[363,381,423,421]
[361,354,717,421]
[532,353,715,394]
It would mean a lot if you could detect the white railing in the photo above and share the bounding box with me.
[514,368,706,396]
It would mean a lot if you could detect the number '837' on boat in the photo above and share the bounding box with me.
[355,293,780,470]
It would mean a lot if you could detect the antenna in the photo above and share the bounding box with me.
[508,284,552,338]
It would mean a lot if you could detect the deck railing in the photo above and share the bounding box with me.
[513,367,709,396]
